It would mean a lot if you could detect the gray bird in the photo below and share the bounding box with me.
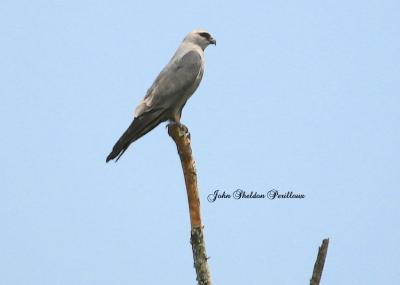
[106,29,216,162]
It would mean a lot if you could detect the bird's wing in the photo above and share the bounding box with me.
[134,50,203,117]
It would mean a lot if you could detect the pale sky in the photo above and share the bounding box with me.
[1,0,399,284]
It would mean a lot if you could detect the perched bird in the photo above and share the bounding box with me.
[106,29,216,162]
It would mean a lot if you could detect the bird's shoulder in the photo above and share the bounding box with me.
[175,49,203,67]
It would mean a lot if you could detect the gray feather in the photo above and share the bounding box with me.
[135,50,203,118]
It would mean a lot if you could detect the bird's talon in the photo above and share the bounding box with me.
[180,124,189,134]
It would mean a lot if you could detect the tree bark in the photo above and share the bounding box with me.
[310,238,330,285]
[168,123,212,285]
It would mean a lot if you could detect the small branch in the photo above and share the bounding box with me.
[191,227,211,285]
[168,123,212,285]
[310,238,330,285]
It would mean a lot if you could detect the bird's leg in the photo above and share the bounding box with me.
[175,114,190,136]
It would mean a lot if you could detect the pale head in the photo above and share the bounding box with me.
[183,29,216,50]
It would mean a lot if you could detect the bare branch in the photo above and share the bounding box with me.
[168,123,212,285]
[310,238,330,285]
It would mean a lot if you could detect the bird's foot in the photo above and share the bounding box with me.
[167,122,190,138]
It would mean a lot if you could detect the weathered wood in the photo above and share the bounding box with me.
[310,238,330,285]
[168,123,212,285]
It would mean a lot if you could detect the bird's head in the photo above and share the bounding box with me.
[183,29,216,50]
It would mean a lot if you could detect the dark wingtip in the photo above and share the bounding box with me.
[106,148,124,163]
[106,153,114,163]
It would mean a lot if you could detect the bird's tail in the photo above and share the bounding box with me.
[106,109,165,162]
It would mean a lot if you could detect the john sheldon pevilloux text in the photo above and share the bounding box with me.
[207,189,306,203]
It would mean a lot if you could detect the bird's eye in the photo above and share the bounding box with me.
[198,32,211,40]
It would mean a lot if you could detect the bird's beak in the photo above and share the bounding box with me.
[209,37,216,46]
